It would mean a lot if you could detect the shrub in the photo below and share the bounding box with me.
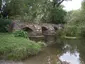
[13,30,28,38]
[78,28,85,37]
[0,33,41,60]
[0,18,12,32]
[64,25,78,37]
[56,29,65,38]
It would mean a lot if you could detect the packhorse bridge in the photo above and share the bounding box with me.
[13,20,64,44]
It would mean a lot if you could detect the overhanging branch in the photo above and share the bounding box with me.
[57,0,64,7]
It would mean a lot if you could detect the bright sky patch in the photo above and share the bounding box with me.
[62,0,83,11]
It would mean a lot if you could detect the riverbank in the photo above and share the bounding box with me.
[0,33,42,60]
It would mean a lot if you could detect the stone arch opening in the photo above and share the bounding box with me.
[42,27,48,31]
[54,27,58,31]
[23,27,33,33]
[42,26,48,35]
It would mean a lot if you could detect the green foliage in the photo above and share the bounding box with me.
[2,0,27,17]
[64,1,85,37]
[78,28,85,38]
[0,0,2,11]
[1,0,66,24]
[40,2,66,24]
[64,25,78,37]
[0,18,12,32]
[50,7,66,24]
[0,33,41,60]
[13,30,28,38]
[56,29,65,38]
[81,0,85,10]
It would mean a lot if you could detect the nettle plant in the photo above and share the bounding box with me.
[13,30,28,38]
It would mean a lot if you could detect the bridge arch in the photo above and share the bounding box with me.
[42,26,48,35]
[42,26,48,31]
[54,26,58,31]
[22,27,33,32]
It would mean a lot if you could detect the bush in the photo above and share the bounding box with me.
[0,18,12,32]
[13,30,28,38]
[78,28,85,37]
[56,29,65,38]
[0,33,41,60]
[64,25,85,38]
[64,25,78,37]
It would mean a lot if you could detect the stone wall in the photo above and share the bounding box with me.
[13,20,63,37]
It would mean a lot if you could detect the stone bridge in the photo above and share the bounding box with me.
[13,21,64,37]
[13,20,64,43]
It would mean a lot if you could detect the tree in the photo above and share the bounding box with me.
[52,0,64,7]
[0,0,2,10]
[0,0,2,17]
[1,0,28,18]
[0,0,68,24]
[64,0,85,37]
[41,1,67,24]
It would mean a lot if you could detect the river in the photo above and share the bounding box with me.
[0,39,85,64]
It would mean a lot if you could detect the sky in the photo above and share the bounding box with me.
[59,52,80,64]
[62,0,83,11]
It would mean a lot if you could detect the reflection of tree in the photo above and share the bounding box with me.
[46,39,85,64]
[77,39,85,64]
[50,41,65,55]
[62,39,85,64]
[55,39,65,55]
[62,39,79,54]
[42,42,65,64]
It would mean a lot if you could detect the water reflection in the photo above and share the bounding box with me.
[23,39,85,64]
[23,43,64,64]
[59,52,80,64]
[59,39,85,64]
[1,39,85,64]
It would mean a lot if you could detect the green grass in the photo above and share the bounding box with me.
[0,33,41,60]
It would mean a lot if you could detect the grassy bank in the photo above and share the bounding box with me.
[0,33,42,60]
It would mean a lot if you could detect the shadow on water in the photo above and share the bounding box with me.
[1,38,85,64]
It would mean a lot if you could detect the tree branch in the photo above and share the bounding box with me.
[57,0,64,7]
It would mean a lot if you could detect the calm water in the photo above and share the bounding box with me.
[1,39,85,64]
